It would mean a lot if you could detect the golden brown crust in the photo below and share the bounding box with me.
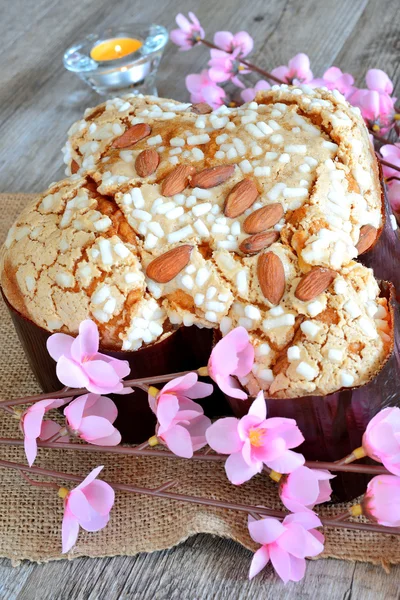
[1,85,392,398]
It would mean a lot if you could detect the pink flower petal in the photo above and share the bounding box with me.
[269,543,291,584]
[266,449,305,474]
[70,320,99,363]
[83,479,115,515]
[79,511,110,532]
[76,465,104,491]
[271,65,290,82]
[156,394,180,430]
[214,31,234,51]
[83,360,121,390]
[205,417,242,454]
[209,327,253,378]
[249,546,270,579]
[284,511,322,531]
[68,489,92,522]
[82,394,118,423]
[64,394,88,430]
[40,420,64,441]
[366,68,393,94]
[47,333,73,361]
[103,357,131,379]
[79,415,116,440]
[225,450,262,484]
[24,437,38,467]
[161,424,194,458]
[23,406,46,440]
[233,31,253,56]
[248,391,266,420]
[56,356,89,389]
[186,414,211,451]
[92,429,122,446]
[214,373,248,400]
[288,555,306,582]
[61,509,80,553]
[248,516,286,545]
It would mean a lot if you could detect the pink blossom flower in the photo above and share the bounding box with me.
[279,466,334,512]
[248,512,324,582]
[21,398,68,466]
[208,327,254,400]
[47,320,131,395]
[362,407,400,475]
[350,69,396,129]
[61,465,115,553]
[214,31,254,57]
[241,80,271,103]
[186,70,226,109]
[380,144,400,180]
[64,393,121,446]
[310,66,355,98]
[387,181,400,214]
[206,391,305,484]
[170,12,204,51]
[362,474,400,527]
[208,48,250,88]
[149,373,213,458]
[271,53,313,85]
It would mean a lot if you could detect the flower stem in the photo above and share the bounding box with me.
[335,447,367,466]
[0,368,204,409]
[0,438,391,475]
[0,458,398,535]
[199,39,284,84]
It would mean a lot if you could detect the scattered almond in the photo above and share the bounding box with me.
[135,149,160,177]
[161,164,196,197]
[190,165,235,189]
[257,252,285,305]
[239,231,280,255]
[191,102,213,114]
[146,245,194,283]
[71,159,79,174]
[243,203,284,234]
[356,225,378,255]
[112,123,152,149]
[224,179,259,218]
[295,267,337,301]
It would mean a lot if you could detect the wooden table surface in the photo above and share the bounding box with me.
[1,0,400,597]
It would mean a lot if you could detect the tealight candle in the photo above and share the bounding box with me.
[64,25,168,97]
[90,37,142,62]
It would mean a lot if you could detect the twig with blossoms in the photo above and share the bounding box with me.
[3,319,400,582]
[170,12,400,214]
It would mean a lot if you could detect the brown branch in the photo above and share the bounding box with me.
[0,368,199,409]
[0,458,398,536]
[0,437,390,475]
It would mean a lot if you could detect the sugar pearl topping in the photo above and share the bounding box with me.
[1,86,392,399]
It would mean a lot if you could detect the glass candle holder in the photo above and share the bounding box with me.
[64,24,168,97]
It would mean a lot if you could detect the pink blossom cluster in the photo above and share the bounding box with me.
[171,13,400,215]
[17,315,400,577]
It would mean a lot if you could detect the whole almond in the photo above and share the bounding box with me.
[295,267,337,301]
[146,245,193,283]
[112,123,152,149]
[239,231,280,255]
[257,252,285,304]
[243,203,284,234]
[190,165,235,189]
[161,164,196,197]
[191,102,213,114]
[224,179,259,218]
[356,225,378,255]
[71,159,79,174]
[135,149,160,177]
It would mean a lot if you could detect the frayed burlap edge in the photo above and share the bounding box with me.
[0,194,399,567]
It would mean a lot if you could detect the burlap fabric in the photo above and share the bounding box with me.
[0,194,399,567]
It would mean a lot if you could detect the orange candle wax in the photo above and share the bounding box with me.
[90,37,142,61]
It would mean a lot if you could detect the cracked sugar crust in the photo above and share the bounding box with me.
[0,85,393,398]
